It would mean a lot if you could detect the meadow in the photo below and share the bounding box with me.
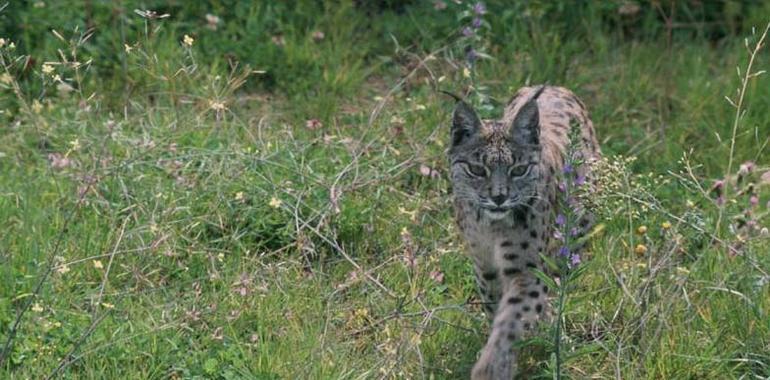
[1,1,769,378]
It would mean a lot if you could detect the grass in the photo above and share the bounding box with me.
[1,1,770,379]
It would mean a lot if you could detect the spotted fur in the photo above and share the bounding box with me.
[448,85,600,380]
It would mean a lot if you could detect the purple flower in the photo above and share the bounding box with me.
[472,17,482,29]
[558,246,570,257]
[553,230,564,241]
[570,254,581,266]
[749,195,759,207]
[575,175,586,186]
[473,2,486,15]
[462,26,474,37]
[558,181,567,192]
[570,227,581,237]
[466,48,478,63]
[716,196,725,206]
[555,214,566,226]
[563,164,573,174]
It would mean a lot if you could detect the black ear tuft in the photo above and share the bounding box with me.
[451,100,481,147]
[510,86,545,146]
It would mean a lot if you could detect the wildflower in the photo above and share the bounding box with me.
[716,196,725,206]
[101,302,115,309]
[419,164,439,178]
[570,227,581,237]
[738,161,754,176]
[269,197,282,208]
[183,34,194,47]
[472,17,482,29]
[31,100,43,114]
[205,13,221,30]
[749,195,759,207]
[429,270,445,283]
[465,48,478,64]
[305,119,323,130]
[634,244,647,256]
[93,260,104,269]
[558,181,567,192]
[133,9,170,20]
[311,30,325,42]
[0,38,5,48]
[42,64,55,75]
[473,2,486,15]
[636,225,647,235]
[235,191,244,201]
[555,214,566,226]
[207,100,225,113]
[574,175,586,186]
[271,35,286,46]
[462,67,471,78]
[563,164,573,174]
[32,303,44,312]
[462,26,474,37]
[57,265,70,274]
[661,221,672,230]
[558,246,570,257]
[570,254,581,266]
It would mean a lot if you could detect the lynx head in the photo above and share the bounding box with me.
[448,88,545,220]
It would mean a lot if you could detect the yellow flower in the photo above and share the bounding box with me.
[269,197,282,208]
[101,302,115,309]
[124,44,133,53]
[57,265,70,274]
[93,260,104,269]
[183,34,195,47]
[634,244,648,256]
[42,64,55,75]
[235,191,244,201]
[462,67,471,78]
[31,303,44,312]
[31,100,43,114]
[636,225,647,235]
[661,221,672,230]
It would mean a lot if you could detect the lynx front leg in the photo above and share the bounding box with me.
[471,273,547,380]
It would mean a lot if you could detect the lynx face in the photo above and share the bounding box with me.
[449,88,544,220]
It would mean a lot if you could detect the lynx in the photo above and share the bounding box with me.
[447,85,600,379]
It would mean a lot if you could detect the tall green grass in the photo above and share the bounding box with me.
[1,1,769,379]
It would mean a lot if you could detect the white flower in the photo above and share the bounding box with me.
[183,34,194,47]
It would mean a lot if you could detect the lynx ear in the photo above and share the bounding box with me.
[451,100,481,147]
[510,86,545,146]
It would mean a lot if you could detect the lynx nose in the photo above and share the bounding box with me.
[491,194,507,206]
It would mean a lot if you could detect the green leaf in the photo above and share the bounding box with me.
[532,268,558,291]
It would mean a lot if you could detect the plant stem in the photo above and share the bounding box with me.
[716,22,770,235]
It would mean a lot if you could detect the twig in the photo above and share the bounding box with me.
[716,22,770,235]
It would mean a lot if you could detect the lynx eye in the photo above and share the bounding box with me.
[509,164,529,177]
[465,163,488,177]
